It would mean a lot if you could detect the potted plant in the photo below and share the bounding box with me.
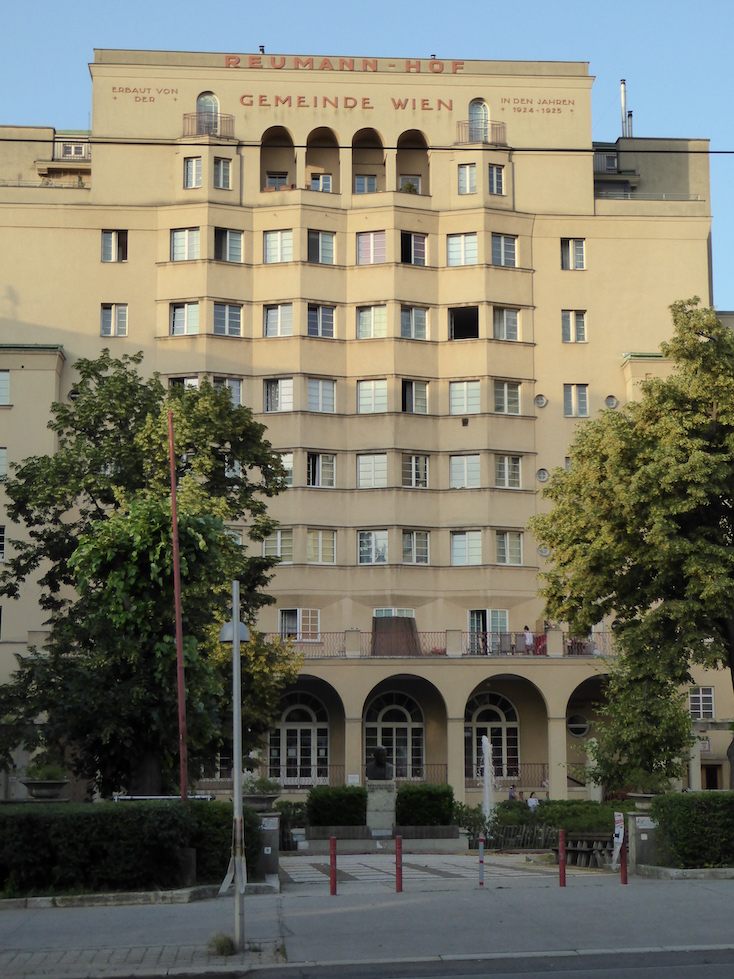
[241,768,282,812]
[20,757,70,800]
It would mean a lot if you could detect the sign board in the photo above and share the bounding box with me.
[611,811,625,869]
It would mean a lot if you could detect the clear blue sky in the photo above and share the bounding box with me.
[3,0,733,306]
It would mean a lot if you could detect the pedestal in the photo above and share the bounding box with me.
[366,782,396,834]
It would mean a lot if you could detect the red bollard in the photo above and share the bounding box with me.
[559,828,566,887]
[330,836,337,896]
[478,833,485,887]
[396,835,403,893]
[620,839,628,885]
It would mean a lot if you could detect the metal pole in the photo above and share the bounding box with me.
[231,580,245,952]
[478,834,485,887]
[559,829,566,887]
[396,836,403,893]
[620,839,628,885]
[330,837,337,895]
[168,411,188,803]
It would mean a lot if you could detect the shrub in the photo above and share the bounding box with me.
[306,786,367,826]
[487,799,636,835]
[652,792,734,868]
[395,785,454,826]
[453,802,490,839]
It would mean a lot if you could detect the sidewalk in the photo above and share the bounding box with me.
[2,853,734,977]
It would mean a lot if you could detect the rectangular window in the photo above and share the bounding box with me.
[689,686,714,720]
[101,230,128,263]
[308,229,335,264]
[213,157,231,189]
[359,530,388,564]
[264,378,293,412]
[307,378,335,413]
[0,525,4,561]
[491,233,516,267]
[264,230,293,263]
[449,307,479,340]
[171,228,200,261]
[307,453,335,488]
[402,380,428,414]
[264,304,293,337]
[184,157,202,188]
[213,303,242,337]
[563,383,589,417]
[399,174,421,193]
[357,379,388,413]
[279,608,320,641]
[494,380,520,415]
[402,530,429,564]
[307,529,336,564]
[357,231,386,265]
[401,307,427,340]
[450,455,480,489]
[458,163,476,195]
[311,173,332,192]
[374,607,415,618]
[449,380,480,415]
[280,452,293,486]
[495,455,521,488]
[451,531,482,565]
[170,302,199,335]
[493,308,519,341]
[496,531,522,565]
[0,447,6,477]
[447,232,478,266]
[401,232,426,266]
[562,310,587,343]
[561,238,585,270]
[263,528,293,562]
[357,454,388,488]
[488,164,504,195]
[355,174,377,194]
[357,305,387,339]
[100,304,128,337]
[402,454,428,488]
[214,377,242,406]
[214,228,243,262]
[0,372,6,405]
[308,305,335,338]
[169,377,199,391]
[266,172,289,189]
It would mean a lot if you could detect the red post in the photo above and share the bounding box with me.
[168,411,188,802]
[620,839,628,885]
[559,829,566,887]
[478,833,485,887]
[396,835,403,893]
[330,836,337,895]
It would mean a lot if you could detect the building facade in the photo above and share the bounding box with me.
[1,50,730,801]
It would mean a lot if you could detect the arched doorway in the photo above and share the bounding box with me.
[364,691,424,779]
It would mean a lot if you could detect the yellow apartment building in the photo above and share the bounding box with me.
[0,49,730,802]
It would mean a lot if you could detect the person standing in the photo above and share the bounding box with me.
[523,625,535,654]
[527,791,539,811]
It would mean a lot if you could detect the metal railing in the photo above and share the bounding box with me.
[0,178,89,189]
[461,632,547,656]
[466,762,549,790]
[182,112,235,138]
[563,633,614,657]
[267,764,345,789]
[455,120,507,145]
[596,190,701,201]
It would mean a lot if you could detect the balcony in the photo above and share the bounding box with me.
[182,112,235,139]
[455,120,507,145]
[465,761,549,791]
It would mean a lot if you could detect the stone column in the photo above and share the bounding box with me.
[446,629,463,657]
[340,147,353,207]
[344,716,363,785]
[688,738,702,791]
[345,628,361,658]
[547,715,568,800]
[447,717,466,802]
[545,629,563,658]
[384,150,397,192]
[295,150,307,190]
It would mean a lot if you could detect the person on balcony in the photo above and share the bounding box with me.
[523,626,535,654]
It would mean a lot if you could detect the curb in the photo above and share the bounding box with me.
[636,864,734,880]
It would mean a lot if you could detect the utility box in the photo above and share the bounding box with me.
[259,812,280,876]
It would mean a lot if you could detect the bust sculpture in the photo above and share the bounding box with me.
[365,745,394,780]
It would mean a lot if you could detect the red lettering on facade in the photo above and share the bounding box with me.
[295,57,314,69]
[318,58,335,70]
[437,99,453,111]
[297,96,308,107]
[249,56,263,68]
[240,94,253,106]
[270,57,286,68]
[429,61,444,73]
[452,61,465,73]
[421,99,433,110]
[275,95,292,107]
[344,97,357,108]
[362,59,377,72]
[339,59,354,71]
[225,55,240,68]
[406,60,420,72]
[259,95,271,106]
[362,98,373,109]
[391,98,409,109]
[323,96,338,108]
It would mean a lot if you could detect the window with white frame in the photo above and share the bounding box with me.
[450,455,480,489]
[101,230,128,263]
[264,229,293,263]
[171,228,200,261]
[458,163,476,194]
[0,371,8,405]
[358,530,388,564]
[357,305,387,339]
[214,377,242,406]
[355,174,377,194]
[0,447,7,477]
[496,531,522,565]
[402,530,429,564]
[562,310,587,343]
[308,230,335,264]
[493,308,519,341]
[447,232,478,266]
[373,608,415,617]
[401,232,426,266]
[308,378,335,413]
[279,608,320,640]
[689,686,714,720]
[213,303,242,336]
[399,174,421,193]
[494,380,520,415]
[402,454,428,488]
[214,228,242,262]
[307,452,335,487]
[311,173,332,192]
[357,230,386,264]
[184,157,202,188]
[561,238,585,270]
[264,304,293,337]
[280,452,293,486]
[170,302,199,335]
[308,305,335,338]
[100,304,128,337]
[357,379,388,413]
[563,383,589,417]
[451,530,482,565]
[449,307,479,340]
[402,380,428,414]
[467,609,510,654]
[464,690,518,778]
[0,525,5,561]
[357,454,387,488]
[495,454,521,488]
[213,157,231,189]
[468,99,489,141]
[401,306,427,340]
[169,377,199,391]
[266,172,289,189]
[488,164,504,195]
[449,380,480,414]
[264,378,293,412]
[263,528,293,562]
[307,529,336,564]
[491,233,516,267]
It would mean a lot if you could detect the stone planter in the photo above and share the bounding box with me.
[242,794,279,812]
[20,778,70,800]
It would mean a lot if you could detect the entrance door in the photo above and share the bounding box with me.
[703,764,722,790]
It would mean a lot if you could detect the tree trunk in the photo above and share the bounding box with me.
[725,618,734,789]
[128,752,163,796]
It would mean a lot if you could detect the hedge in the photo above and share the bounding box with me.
[305,786,367,826]
[651,792,734,868]
[395,785,454,826]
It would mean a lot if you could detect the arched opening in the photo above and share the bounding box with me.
[365,690,424,779]
[196,92,219,135]
[306,128,340,193]
[566,675,609,798]
[464,691,519,782]
[352,128,385,194]
[268,690,330,787]
[260,127,296,191]
[468,99,489,141]
[396,130,429,195]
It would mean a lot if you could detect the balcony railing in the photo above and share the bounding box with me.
[462,631,547,656]
[563,633,614,657]
[595,190,701,201]
[466,762,549,790]
[455,120,507,145]
[182,112,235,139]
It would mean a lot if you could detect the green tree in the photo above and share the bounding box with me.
[531,299,734,787]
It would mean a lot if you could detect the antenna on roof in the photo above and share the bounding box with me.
[620,79,627,137]
[259,45,265,54]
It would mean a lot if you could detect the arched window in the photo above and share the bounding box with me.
[196,92,219,135]
[468,99,489,142]
[464,692,519,779]
[365,692,424,779]
[268,692,329,786]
